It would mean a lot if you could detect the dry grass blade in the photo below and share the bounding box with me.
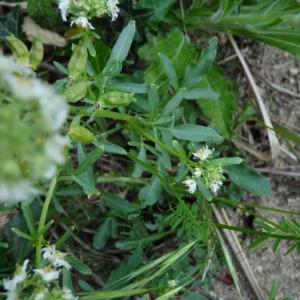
[22,17,67,48]
[228,35,280,161]
[0,1,27,9]
[213,206,266,300]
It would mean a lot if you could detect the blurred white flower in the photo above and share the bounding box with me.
[0,182,38,204]
[193,167,202,177]
[4,260,29,297]
[168,279,178,287]
[45,135,69,165]
[34,267,60,282]
[183,178,197,194]
[106,0,120,21]
[71,17,95,29]
[42,246,71,270]
[59,0,71,21]
[63,288,78,300]
[40,95,69,130]
[210,180,223,194]
[193,145,212,160]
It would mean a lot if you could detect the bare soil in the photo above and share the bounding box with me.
[211,40,300,300]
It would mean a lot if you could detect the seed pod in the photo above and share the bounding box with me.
[68,125,95,144]
[6,35,29,65]
[29,38,44,69]
[98,91,136,107]
[62,81,90,103]
[68,41,88,80]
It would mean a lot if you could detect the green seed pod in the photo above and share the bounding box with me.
[62,81,90,103]
[6,35,29,65]
[98,91,136,107]
[68,125,95,144]
[29,38,44,69]
[68,42,88,80]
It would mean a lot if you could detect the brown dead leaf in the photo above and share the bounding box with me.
[22,17,67,48]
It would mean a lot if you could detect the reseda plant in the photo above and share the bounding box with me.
[3,246,76,300]
[59,0,120,29]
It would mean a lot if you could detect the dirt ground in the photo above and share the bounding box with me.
[210,40,300,300]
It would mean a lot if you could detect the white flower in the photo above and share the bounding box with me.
[5,290,17,300]
[168,279,178,287]
[183,178,197,194]
[0,56,31,76]
[210,180,223,194]
[40,95,69,130]
[63,288,78,300]
[59,0,71,21]
[0,181,38,204]
[193,167,202,177]
[45,135,69,165]
[4,74,68,131]
[4,260,29,295]
[42,246,71,270]
[106,0,120,21]
[42,164,57,179]
[193,145,212,160]
[34,267,60,282]
[71,17,95,29]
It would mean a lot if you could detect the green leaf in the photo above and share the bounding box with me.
[159,53,179,89]
[183,88,219,100]
[65,254,92,275]
[183,37,218,89]
[274,123,300,145]
[147,84,159,120]
[139,29,197,86]
[93,219,112,250]
[211,157,243,166]
[74,146,104,176]
[184,0,300,58]
[132,143,146,178]
[0,9,20,42]
[139,176,162,207]
[102,193,139,213]
[72,144,100,198]
[80,288,148,300]
[133,0,176,22]
[225,164,272,197]
[103,21,136,74]
[169,124,222,143]
[27,0,58,23]
[197,65,236,138]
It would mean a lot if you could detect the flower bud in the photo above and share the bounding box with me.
[98,91,136,107]
[6,35,29,65]
[68,125,95,144]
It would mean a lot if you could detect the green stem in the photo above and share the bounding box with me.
[35,176,57,268]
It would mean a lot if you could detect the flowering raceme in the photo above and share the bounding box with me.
[59,0,120,29]
[0,55,69,205]
[183,145,225,196]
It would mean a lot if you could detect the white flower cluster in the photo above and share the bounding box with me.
[0,55,69,205]
[34,245,71,282]
[58,0,120,29]
[183,145,224,195]
[3,247,76,300]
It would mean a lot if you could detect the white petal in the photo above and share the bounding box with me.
[183,179,197,194]
[106,0,120,21]
[34,268,60,282]
[193,145,212,160]
[71,17,95,29]
[59,0,71,21]
[0,182,38,205]
[45,135,69,164]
